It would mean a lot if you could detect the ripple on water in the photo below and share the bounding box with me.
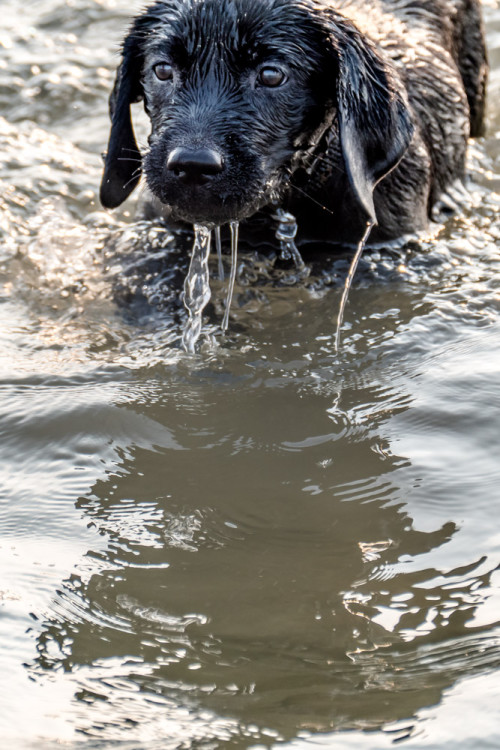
[1,2,500,748]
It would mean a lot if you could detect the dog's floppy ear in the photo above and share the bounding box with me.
[100,19,151,209]
[328,21,414,223]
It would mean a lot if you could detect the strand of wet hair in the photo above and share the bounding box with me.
[334,221,375,351]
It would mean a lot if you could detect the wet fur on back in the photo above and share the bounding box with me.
[100,0,487,246]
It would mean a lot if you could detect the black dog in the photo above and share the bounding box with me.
[100,0,487,247]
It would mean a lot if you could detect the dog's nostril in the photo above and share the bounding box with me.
[166,147,224,183]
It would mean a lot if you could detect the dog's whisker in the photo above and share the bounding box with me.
[122,168,142,191]
[300,148,346,177]
[289,183,336,217]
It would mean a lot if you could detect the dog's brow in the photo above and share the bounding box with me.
[146,41,173,59]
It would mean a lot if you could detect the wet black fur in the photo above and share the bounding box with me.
[100,0,487,246]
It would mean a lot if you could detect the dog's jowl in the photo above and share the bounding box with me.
[100,0,487,247]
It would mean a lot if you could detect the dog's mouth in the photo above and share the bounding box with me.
[159,189,273,226]
[158,187,252,225]
[153,183,280,226]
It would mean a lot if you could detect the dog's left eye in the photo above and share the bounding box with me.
[257,66,287,88]
[153,62,173,81]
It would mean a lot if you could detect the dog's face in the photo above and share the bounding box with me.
[100,0,413,227]
[139,0,331,225]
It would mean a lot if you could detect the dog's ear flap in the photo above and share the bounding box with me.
[334,29,414,223]
[100,27,146,209]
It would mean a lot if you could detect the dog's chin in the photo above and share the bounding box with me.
[150,185,272,227]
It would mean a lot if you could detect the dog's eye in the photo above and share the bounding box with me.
[153,62,173,82]
[257,66,287,88]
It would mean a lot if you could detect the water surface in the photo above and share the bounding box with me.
[1,1,500,748]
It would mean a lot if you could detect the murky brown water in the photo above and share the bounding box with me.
[1,1,500,748]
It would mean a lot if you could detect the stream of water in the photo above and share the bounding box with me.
[182,224,212,353]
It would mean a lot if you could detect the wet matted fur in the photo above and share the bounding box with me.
[100,0,487,246]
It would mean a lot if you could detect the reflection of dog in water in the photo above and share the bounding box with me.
[101,0,487,248]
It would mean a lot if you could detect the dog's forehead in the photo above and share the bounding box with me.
[141,0,323,62]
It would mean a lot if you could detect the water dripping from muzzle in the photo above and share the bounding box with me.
[221,221,239,332]
[181,224,212,353]
[214,226,224,281]
[181,214,311,352]
[181,222,240,352]
[273,209,309,278]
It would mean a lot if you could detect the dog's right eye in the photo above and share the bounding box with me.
[153,63,173,81]
[257,65,287,88]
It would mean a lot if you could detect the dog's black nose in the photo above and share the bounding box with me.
[166,147,224,185]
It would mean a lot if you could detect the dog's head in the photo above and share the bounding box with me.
[100,0,414,226]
